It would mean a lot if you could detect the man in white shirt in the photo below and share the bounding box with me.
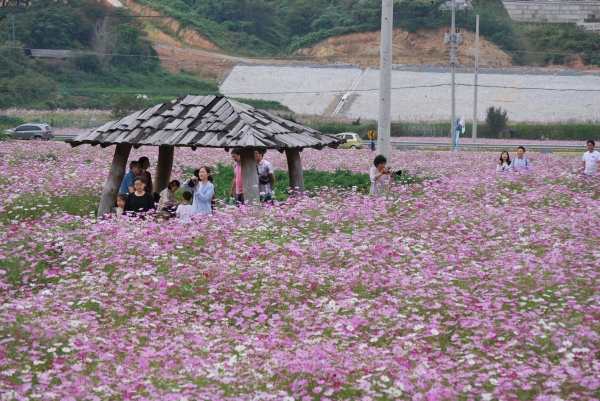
[582,140,600,176]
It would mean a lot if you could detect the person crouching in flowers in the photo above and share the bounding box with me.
[370,154,394,197]
[157,179,180,217]
[182,166,215,215]
[123,176,155,217]
[496,151,511,172]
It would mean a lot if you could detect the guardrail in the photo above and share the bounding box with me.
[361,140,585,153]
[54,134,78,140]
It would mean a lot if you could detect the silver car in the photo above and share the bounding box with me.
[7,123,55,140]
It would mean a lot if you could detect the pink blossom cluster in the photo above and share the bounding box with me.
[0,141,599,400]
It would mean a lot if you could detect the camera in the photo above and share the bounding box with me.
[384,168,402,176]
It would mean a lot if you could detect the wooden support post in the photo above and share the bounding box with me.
[154,146,175,194]
[285,148,304,195]
[241,148,259,205]
[98,144,132,217]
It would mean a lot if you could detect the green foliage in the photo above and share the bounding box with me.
[231,98,291,111]
[111,94,148,119]
[485,106,509,138]
[4,73,58,105]
[74,54,100,73]
[0,115,25,127]
[0,0,219,109]
[184,164,420,201]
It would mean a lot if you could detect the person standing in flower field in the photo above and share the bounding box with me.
[496,151,511,172]
[370,154,395,197]
[182,166,215,215]
[254,149,275,203]
[510,146,531,171]
[123,176,155,217]
[581,140,600,176]
[120,161,142,194]
[229,149,244,206]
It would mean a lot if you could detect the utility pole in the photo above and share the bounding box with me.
[450,0,456,151]
[12,14,15,45]
[472,15,479,143]
[377,0,393,163]
[441,0,465,151]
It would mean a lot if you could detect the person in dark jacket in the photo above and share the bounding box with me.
[123,176,155,217]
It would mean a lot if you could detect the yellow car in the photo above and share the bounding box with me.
[335,132,364,149]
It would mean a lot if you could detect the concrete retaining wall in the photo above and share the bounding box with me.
[502,0,600,30]
[220,65,600,123]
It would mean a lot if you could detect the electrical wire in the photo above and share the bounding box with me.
[1,82,599,96]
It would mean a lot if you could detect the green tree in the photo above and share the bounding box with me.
[6,73,57,105]
[485,106,508,139]
[111,94,147,119]
[284,0,326,37]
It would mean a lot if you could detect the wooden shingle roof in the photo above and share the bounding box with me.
[68,95,344,150]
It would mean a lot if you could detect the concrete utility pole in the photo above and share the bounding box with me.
[441,0,465,151]
[377,0,393,163]
[472,15,479,143]
[450,0,456,151]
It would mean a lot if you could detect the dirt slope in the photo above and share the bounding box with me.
[295,28,513,67]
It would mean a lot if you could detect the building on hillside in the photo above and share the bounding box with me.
[502,0,600,32]
[0,0,30,6]
[28,49,72,59]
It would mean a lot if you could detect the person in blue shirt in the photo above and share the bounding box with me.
[182,166,215,215]
[509,146,531,171]
[120,161,142,194]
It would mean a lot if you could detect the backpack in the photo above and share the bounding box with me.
[257,164,270,185]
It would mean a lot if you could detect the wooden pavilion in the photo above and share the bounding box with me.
[67,95,344,216]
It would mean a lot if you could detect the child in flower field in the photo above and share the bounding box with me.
[115,193,127,219]
[123,176,155,217]
[176,191,193,221]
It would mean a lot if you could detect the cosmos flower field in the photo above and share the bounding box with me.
[0,141,599,400]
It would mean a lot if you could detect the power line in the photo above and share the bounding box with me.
[2,82,600,96]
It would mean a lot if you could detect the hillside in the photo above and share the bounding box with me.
[129,0,600,70]
[295,28,513,67]
[0,0,219,110]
